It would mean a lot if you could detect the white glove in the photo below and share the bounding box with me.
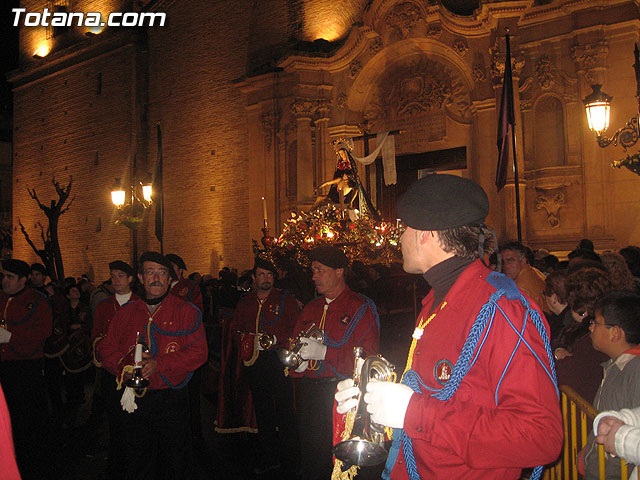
[295,360,309,373]
[0,327,11,344]
[120,387,138,413]
[299,337,327,361]
[364,380,414,429]
[335,378,360,414]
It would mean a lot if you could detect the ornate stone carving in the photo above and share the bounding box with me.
[260,111,279,152]
[349,60,362,79]
[570,41,608,71]
[535,185,567,228]
[426,24,442,39]
[535,55,555,89]
[335,93,347,110]
[490,40,525,82]
[385,2,423,38]
[365,56,471,126]
[290,99,331,121]
[452,39,469,57]
[472,53,487,82]
[369,37,383,54]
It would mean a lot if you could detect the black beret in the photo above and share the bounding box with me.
[139,251,174,273]
[30,263,47,274]
[309,246,349,269]
[109,260,134,276]
[165,254,186,271]
[3,259,31,278]
[397,174,489,230]
[253,257,277,274]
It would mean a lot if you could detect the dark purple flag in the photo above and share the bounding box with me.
[496,34,515,192]
[153,124,164,250]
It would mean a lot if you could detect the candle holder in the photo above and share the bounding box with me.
[126,341,149,390]
[261,226,274,247]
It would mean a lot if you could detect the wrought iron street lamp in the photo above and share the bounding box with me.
[110,175,153,268]
[583,43,640,175]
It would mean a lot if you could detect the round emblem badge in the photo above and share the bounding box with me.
[434,359,453,386]
[165,342,179,354]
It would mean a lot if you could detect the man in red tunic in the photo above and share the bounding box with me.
[90,259,137,477]
[166,253,203,312]
[99,251,207,479]
[291,246,380,480]
[336,174,563,479]
[0,259,53,479]
[230,257,300,475]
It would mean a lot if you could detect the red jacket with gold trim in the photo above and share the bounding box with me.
[92,293,139,363]
[171,278,203,313]
[291,286,379,379]
[0,287,52,361]
[100,292,207,390]
[390,260,562,479]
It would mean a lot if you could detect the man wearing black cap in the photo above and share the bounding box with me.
[99,251,207,479]
[88,260,138,475]
[336,174,562,479]
[166,253,203,312]
[227,257,301,475]
[0,259,53,479]
[292,245,380,480]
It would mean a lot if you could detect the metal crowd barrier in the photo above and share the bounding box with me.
[542,385,629,480]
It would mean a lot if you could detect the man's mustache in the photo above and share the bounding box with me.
[150,281,164,287]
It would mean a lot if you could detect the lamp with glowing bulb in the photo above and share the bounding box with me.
[583,43,640,175]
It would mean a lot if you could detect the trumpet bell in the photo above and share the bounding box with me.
[333,436,388,466]
[277,347,301,368]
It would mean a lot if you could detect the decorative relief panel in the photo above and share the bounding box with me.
[426,24,442,39]
[335,93,347,110]
[570,41,608,71]
[452,39,469,57]
[260,111,280,152]
[535,55,555,89]
[384,2,424,38]
[369,37,383,54]
[349,60,363,79]
[472,53,487,82]
[535,185,567,228]
[363,56,471,151]
[490,39,525,82]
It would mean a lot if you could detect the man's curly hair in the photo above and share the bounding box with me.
[436,225,495,260]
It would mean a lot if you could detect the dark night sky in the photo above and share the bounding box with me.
[1,0,21,139]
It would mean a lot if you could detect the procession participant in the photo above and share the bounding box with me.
[501,241,548,313]
[230,257,301,475]
[29,262,48,292]
[89,260,137,475]
[0,259,53,479]
[99,251,207,479]
[166,253,203,312]
[291,245,380,480]
[165,252,206,448]
[336,174,563,479]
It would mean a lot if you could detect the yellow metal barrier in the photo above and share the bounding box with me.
[542,385,629,480]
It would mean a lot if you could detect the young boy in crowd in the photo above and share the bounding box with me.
[580,291,640,479]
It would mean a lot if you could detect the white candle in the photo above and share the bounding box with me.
[262,197,268,221]
[134,343,143,365]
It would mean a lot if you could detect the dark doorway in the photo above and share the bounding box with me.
[376,146,467,221]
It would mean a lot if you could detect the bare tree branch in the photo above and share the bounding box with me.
[59,194,76,216]
[19,218,40,256]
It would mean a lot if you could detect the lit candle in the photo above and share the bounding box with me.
[134,343,143,366]
[262,196,268,228]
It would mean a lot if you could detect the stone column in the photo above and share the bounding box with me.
[291,99,315,204]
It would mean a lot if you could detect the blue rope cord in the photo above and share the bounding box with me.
[384,278,558,480]
[323,295,379,348]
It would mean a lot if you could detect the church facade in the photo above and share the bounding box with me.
[9,0,640,278]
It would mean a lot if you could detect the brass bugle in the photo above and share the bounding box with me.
[277,323,324,368]
[235,330,276,350]
[333,346,395,466]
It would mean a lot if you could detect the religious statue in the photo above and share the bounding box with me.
[312,139,380,221]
